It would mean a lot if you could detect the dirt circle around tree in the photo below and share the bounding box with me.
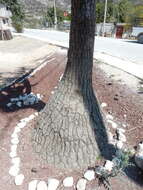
[0,50,143,190]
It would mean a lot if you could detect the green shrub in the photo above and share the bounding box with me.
[12,21,23,33]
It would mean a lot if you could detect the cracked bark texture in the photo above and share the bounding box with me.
[32,0,109,171]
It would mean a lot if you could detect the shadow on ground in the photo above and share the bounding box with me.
[124,40,141,44]
[0,67,31,89]
[124,163,143,187]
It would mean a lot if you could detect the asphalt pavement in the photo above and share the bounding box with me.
[15,28,143,80]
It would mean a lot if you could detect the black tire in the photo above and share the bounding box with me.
[137,34,143,44]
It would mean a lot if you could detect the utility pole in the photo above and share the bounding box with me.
[102,0,108,36]
[54,0,57,29]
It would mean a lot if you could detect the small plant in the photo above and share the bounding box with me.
[12,18,23,33]
[95,149,134,190]
[96,154,103,161]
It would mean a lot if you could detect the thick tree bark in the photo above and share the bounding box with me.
[32,0,109,171]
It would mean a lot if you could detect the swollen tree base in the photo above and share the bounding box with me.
[32,78,107,171]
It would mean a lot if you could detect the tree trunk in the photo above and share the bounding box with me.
[0,29,13,40]
[32,0,109,171]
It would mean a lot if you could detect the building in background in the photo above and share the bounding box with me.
[0,3,13,40]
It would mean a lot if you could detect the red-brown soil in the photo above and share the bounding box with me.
[0,50,143,190]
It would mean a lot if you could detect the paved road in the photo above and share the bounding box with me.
[21,29,143,64]
[15,28,143,79]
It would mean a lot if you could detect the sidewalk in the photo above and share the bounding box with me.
[0,36,56,89]
[94,51,143,80]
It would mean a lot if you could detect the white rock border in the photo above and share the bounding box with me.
[9,112,39,185]
[7,99,129,189]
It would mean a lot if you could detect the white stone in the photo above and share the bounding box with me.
[137,142,143,152]
[12,157,20,167]
[11,133,18,138]
[29,98,36,105]
[51,91,54,94]
[11,144,17,152]
[35,112,39,116]
[20,94,27,100]
[117,128,125,133]
[9,165,19,176]
[28,114,35,120]
[14,127,21,133]
[19,95,23,100]
[135,152,143,170]
[37,181,48,190]
[17,122,26,128]
[118,133,126,142]
[28,180,38,190]
[116,141,123,149]
[59,74,63,81]
[26,97,35,105]
[108,132,114,142]
[36,93,41,100]
[11,138,19,145]
[107,120,117,129]
[134,142,143,170]
[20,118,26,122]
[14,174,24,185]
[112,122,118,129]
[106,114,114,120]
[84,170,95,181]
[47,178,59,190]
[23,100,30,106]
[11,98,19,102]
[7,102,12,107]
[116,128,126,142]
[63,177,73,187]
[101,102,107,108]
[104,160,114,172]
[122,124,127,128]
[23,117,31,122]
[34,98,39,104]
[76,178,87,190]
[16,101,22,107]
[9,150,17,158]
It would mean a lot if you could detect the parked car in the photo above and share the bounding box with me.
[132,27,143,43]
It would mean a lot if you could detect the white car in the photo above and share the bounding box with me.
[132,27,143,43]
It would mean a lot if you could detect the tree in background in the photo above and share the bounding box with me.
[32,0,109,171]
[43,7,67,27]
[117,0,134,23]
[132,4,143,27]
[96,0,119,23]
[0,0,25,32]
[117,0,143,27]
[96,1,104,23]
[96,0,135,24]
